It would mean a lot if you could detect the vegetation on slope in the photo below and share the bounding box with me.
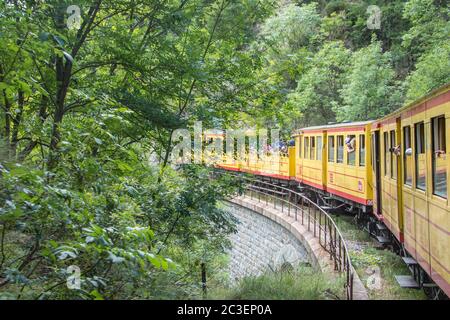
[209,265,346,300]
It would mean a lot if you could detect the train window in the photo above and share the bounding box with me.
[337,136,344,163]
[328,136,335,162]
[390,130,397,180]
[317,136,322,160]
[359,135,366,167]
[310,137,316,160]
[403,126,412,186]
[298,137,302,158]
[371,134,376,169]
[304,137,309,160]
[432,116,447,198]
[384,132,389,176]
[415,122,426,191]
[347,135,356,166]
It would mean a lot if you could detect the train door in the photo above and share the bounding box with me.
[372,131,382,217]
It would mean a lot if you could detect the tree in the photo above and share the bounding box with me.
[286,41,351,127]
[0,0,267,300]
[405,41,450,103]
[336,39,402,121]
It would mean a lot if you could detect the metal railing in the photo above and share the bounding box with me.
[220,171,354,300]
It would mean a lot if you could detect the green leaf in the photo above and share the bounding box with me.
[90,290,104,300]
[108,252,125,264]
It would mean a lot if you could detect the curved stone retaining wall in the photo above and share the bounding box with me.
[223,195,369,300]
[223,201,309,282]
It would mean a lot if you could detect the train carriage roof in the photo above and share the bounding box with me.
[373,82,450,126]
[292,82,450,136]
[293,121,373,136]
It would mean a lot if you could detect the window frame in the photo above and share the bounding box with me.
[310,136,316,160]
[403,126,412,186]
[337,135,344,164]
[298,136,302,158]
[384,132,389,177]
[359,134,366,167]
[304,137,309,160]
[347,135,356,166]
[328,136,335,163]
[390,130,397,180]
[317,136,322,161]
[414,122,426,191]
[431,116,447,199]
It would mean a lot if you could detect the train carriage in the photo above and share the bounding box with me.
[293,128,327,190]
[324,122,373,210]
[373,84,450,296]
[293,122,373,212]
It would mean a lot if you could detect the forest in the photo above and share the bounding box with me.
[0,0,448,299]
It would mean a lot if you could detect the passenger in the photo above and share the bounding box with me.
[345,136,356,153]
[279,141,288,155]
[435,149,446,158]
[390,145,401,156]
[288,139,295,147]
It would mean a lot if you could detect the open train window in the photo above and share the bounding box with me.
[390,130,397,180]
[415,122,426,191]
[359,135,366,167]
[403,126,412,186]
[432,116,447,198]
[310,137,316,160]
[337,136,344,163]
[317,136,322,160]
[371,134,376,169]
[384,132,389,176]
[304,137,309,160]
[298,137,302,158]
[347,135,356,166]
[328,136,335,162]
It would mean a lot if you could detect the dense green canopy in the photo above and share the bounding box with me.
[0,0,448,299]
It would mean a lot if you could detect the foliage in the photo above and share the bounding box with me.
[0,0,263,300]
[405,42,450,103]
[0,159,241,299]
[336,40,403,121]
[240,0,449,132]
[286,41,350,127]
[209,265,345,300]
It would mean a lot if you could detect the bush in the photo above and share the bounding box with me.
[209,265,345,300]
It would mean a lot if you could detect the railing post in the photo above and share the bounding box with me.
[313,207,317,237]
[319,211,322,246]
[338,237,342,272]
[334,227,338,271]
[301,197,304,225]
[329,221,333,260]
[288,191,291,217]
[309,202,313,232]
[294,193,298,219]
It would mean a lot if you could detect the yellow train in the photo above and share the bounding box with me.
[215,83,450,298]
